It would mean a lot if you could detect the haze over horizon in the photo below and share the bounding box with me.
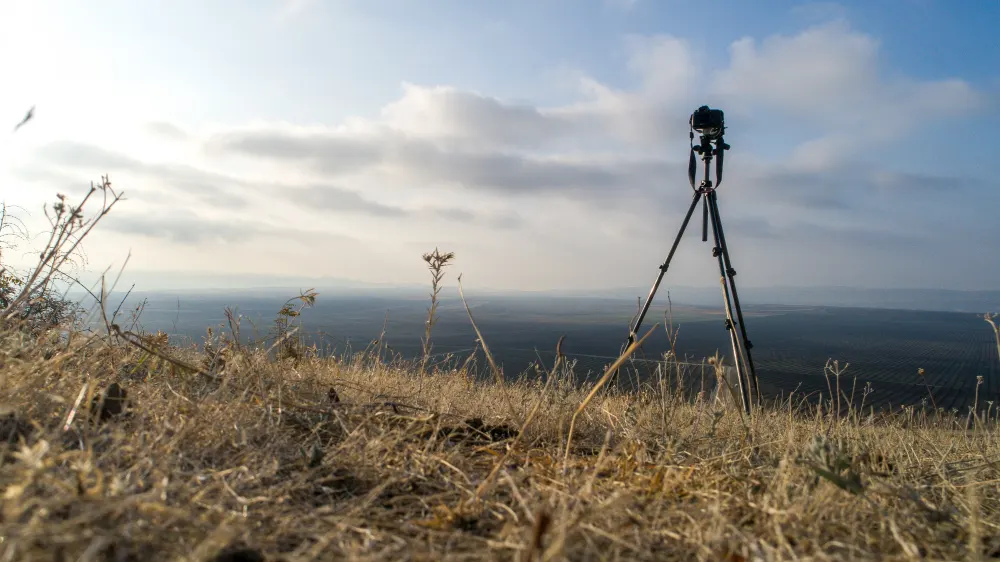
[3,0,998,294]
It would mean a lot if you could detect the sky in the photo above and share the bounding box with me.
[1,0,998,293]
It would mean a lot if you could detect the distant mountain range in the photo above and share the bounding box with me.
[65,270,998,313]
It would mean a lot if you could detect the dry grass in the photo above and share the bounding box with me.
[2,179,999,561]
[1,318,998,562]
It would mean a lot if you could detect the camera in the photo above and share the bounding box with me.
[690,105,725,140]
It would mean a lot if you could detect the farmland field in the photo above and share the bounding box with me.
[94,290,999,414]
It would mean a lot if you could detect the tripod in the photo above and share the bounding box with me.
[618,123,761,415]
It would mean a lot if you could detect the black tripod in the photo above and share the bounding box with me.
[618,109,761,414]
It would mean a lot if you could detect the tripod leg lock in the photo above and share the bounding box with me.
[712,247,721,257]
[724,319,734,331]
[726,267,736,277]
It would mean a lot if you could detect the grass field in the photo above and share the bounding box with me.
[1,319,999,561]
[3,181,1000,560]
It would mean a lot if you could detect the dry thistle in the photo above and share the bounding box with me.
[420,247,455,376]
[2,176,123,325]
[273,289,318,362]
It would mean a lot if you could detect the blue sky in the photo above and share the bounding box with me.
[1,0,998,292]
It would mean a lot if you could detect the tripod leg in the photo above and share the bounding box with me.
[613,190,703,387]
[706,190,761,403]
[624,190,702,347]
[706,194,753,415]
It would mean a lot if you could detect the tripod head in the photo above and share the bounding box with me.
[688,105,731,192]
[688,106,731,243]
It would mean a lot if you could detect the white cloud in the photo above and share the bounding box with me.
[4,17,995,291]
[379,84,579,148]
[550,35,701,151]
[714,22,882,117]
[711,21,983,162]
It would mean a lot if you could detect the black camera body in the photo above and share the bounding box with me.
[690,105,725,139]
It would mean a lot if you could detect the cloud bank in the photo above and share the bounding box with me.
[8,20,997,291]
